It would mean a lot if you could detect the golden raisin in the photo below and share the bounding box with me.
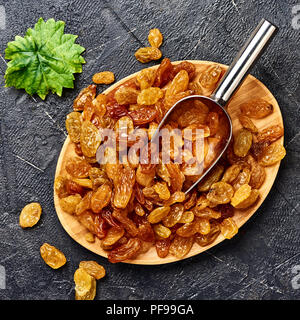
[246,155,266,189]
[178,211,195,223]
[164,191,185,206]
[65,157,91,178]
[154,57,173,87]
[94,94,107,117]
[188,81,203,95]
[197,164,224,192]
[108,238,142,263]
[220,218,238,239]
[171,61,196,81]
[256,125,284,144]
[238,114,258,133]
[240,98,273,119]
[137,87,164,105]
[148,206,171,224]
[194,195,210,211]
[66,112,82,143]
[135,47,162,63]
[90,184,112,213]
[92,71,115,84]
[155,238,171,258]
[71,178,93,189]
[148,122,159,141]
[80,121,101,158]
[193,207,221,219]
[165,162,185,193]
[85,232,95,243]
[19,202,42,228]
[40,243,67,269]
[113,209,138,237]
[148,28,163,48]
[234,189,260,209]
[258,142,286,166]
[134,203,146,216]
[79,261,106,280]
[176,221,198,237]
[153,224,171,238]
[136,164,155,187]
[89,167,110,190]
[195,221,220,247]
[128,106,158,125]
[113,166,136,209]
[196,218,211,235]
[162,203,184,227]
[60,194,82,214]
[75,191,92,216]
[73,85,96,112]
[153,182,170,200]
[199,64,222,90]
[54,176,68,198]
[169,235,194,259]
[74,267,96,300]
[102,227,125,249]
[232,168,251,191]
[231,184,252,208]
[221,164,242,184]
[136,68,156,90]
[115,86,139,105]
[207,182,234,204]
[165,70,189,101]
[233,129,253,157]
[78,211,96,234]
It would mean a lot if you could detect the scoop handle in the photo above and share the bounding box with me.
[211,19,277,107]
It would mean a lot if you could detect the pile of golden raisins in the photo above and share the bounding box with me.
[16,28,286,301]
[52,26,286,263]
[55,53,286,263]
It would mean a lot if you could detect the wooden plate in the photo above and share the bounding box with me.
[54,60,284,265]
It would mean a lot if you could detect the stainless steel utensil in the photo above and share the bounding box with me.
[151,19,277,194]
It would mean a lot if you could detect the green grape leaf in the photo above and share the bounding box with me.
[4,18,86,100]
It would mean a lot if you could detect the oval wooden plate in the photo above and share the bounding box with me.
[54,60,284,265]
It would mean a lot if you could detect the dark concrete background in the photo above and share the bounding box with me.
[0,0,299,300]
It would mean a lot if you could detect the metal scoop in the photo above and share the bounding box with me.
[151,19,277,194]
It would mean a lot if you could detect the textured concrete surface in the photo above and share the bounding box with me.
[0,0,299,300]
